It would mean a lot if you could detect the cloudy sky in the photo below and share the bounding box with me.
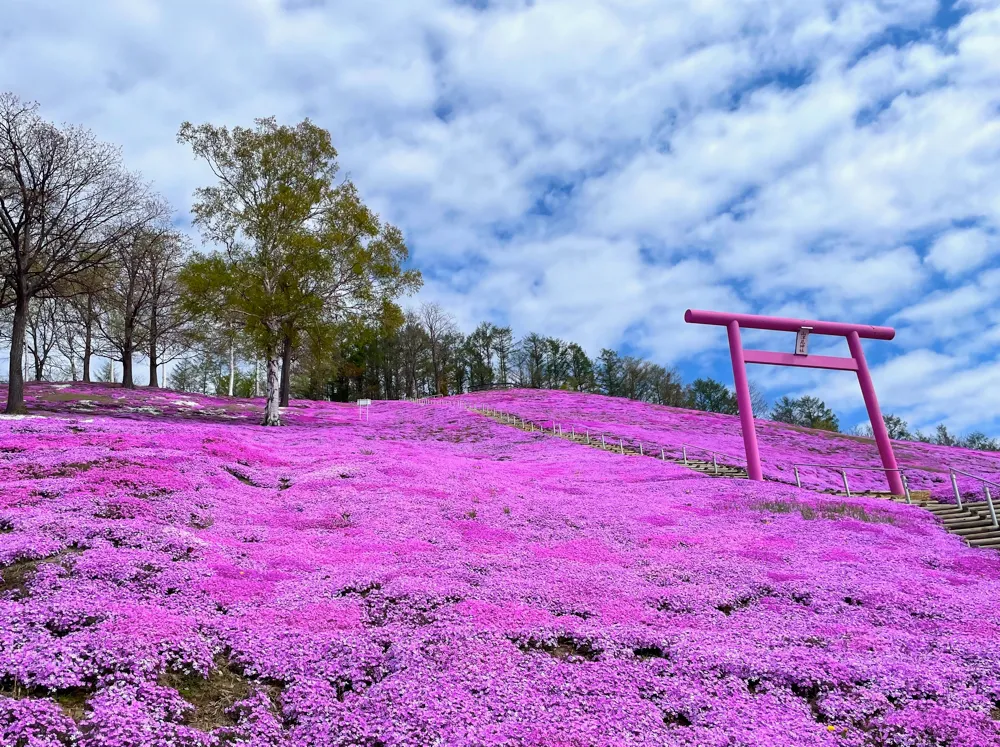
[1,0,998,434]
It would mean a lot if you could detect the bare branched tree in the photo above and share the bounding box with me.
[0,93,154,412]
[25,297,58,380]
[419,303,458,395]
[146,231,190,388]
[59,267,106,382]
[95,202,174,388]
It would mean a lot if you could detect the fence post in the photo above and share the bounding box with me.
[639,443,643,456]
[619,439,624,455]
[586,430,590,444]
[660,448,665,461]
[985,486,998,529]
[713,453,718,475]
[601,435,606,447]
[841,470,851,498]
[683,447,688,465]
[951,471,963,510]
[794,467,801,489]
[903,474,912,505]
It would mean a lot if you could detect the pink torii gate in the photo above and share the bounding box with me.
[684,309,904,496]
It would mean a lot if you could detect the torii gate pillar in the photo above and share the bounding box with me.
[685,310,904,496]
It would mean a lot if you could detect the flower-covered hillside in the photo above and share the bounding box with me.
[1,384,999,746]
[16,382,349,428]
[459,389,1000,500]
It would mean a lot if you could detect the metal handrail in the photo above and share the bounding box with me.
[949,468,998,528]
[477,407,750,476]
[793,463,901,472]
[791,463,1000,524]
[676,443,746,463]
[791,463,907,501]
[417,394,449,405]
[950,468,1000,490]
[677,443,747,472]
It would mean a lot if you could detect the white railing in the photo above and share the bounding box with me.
[676,443,747,475]
[792,463,909,501]
[949,468,999,528]
[416,394,448,405]
[791,463,999,524]
[474,406,750,475]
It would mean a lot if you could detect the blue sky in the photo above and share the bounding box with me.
[1,0,998,434]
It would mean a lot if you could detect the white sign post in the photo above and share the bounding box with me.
[794,327,812,356]
[357,399,371,422]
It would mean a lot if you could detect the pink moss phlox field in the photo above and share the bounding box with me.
[0,383,998,746]
[460,389,1000,500]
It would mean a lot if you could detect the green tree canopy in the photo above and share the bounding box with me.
[686,378,738,415]
[177,116,419,424]
[771,395,840,432]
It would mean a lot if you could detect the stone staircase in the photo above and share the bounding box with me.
[892,495,1000,549]
[674,458,748,479]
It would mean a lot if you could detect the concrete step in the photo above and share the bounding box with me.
[961,528,1000,542]
[941,513,989,526]
[951,525,1000,537]
[968,538,1000,548]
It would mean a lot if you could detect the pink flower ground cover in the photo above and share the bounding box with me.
[1,383,999,746]
[458,389,1000,501]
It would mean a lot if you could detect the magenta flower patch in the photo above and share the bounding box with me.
[0,382,998,746]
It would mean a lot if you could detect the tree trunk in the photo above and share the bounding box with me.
[228,340,235,397]
[82,299,93,383]
[263,355,281,426]
[279,335,292,407]
[148,307,159,388]
[430,347,440,395]
[254,359,260,397]
[5,293,29,414]
[122,354,133,388]
[32,342,43,381]
[122,335,134,389]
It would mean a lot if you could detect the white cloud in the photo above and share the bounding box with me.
[925,227,996,276]
[0,0,998,431]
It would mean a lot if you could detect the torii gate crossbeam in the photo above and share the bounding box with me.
[684,309,904,496]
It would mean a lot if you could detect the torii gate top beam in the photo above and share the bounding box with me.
[684,310,895,341]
